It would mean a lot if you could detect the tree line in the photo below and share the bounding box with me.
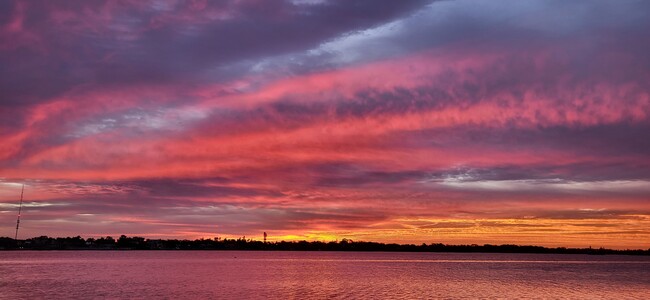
[0,235,648,255]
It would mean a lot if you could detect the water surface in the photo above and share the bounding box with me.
[1,251,649,299]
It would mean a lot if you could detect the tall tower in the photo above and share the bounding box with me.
[263,232,267,243]
[14,184,24,241]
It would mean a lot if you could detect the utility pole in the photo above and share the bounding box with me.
[14,184,24,241]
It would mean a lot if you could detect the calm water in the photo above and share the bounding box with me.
[1,251,649,299]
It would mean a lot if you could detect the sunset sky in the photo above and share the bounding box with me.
[1,0,649,249]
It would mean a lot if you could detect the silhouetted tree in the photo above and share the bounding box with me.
[0,235,648,255]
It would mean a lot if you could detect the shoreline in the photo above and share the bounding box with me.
[2,235,648,255]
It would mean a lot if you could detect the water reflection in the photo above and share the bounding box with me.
[1,251,649,299]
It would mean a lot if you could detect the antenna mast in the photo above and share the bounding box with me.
[14,184,24,241]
